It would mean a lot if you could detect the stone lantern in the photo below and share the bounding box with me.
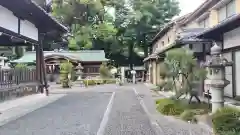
[131,69,136,84]
[76,63,83,81]
[204,42,233,113]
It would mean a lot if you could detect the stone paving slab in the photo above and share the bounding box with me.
[0,92,112,135]
[104,90,157,135]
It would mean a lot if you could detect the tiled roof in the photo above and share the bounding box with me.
[10,50,109,63]
[196,14,240,37]
[176,28,212,43]
[150,14,191,46]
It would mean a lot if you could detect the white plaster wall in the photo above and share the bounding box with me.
[20,20,38,41]
[0,5,18,33]
[222,52,233,97]
[183,21,199,29]
[192,43,203,52]
[223,27,240,49]
[235,51,240,96]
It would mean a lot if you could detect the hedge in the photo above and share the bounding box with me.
[212,107,240,135]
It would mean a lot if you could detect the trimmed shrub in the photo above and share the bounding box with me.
[155,98,175,105]
[156,98,183,115]
[83,80,96,86]
[180,110,197,123]
[212,107,240,135]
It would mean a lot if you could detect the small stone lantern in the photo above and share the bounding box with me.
[131,69,136,84]
[204,42,233,113]
[76,63,83,81]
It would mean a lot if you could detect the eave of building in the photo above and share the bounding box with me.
[0,27,38,45]
[211,0,233,10]
[149,14,191,47]
[0,0,68,34]
[152,28,211,55]
[180,0,218,26]
[143,54,158,62]
[149,22,175,47]
[195,11,210,22]
[197,14,240,40]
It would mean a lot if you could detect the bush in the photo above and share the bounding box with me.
[156,98,183,115]
[104,79,116,84]
[180,110,197,123]
[212,107,240,135]
[83,80,96,86]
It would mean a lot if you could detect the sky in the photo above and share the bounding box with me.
[178,0,206,16]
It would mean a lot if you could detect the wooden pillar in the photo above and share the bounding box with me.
[156,60,160,85]
[39,35,49,96]
[152,60,157,85]
[35,44,43,93]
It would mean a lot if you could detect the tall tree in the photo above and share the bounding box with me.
[51,0,180,66]
[111,0,180,67]
[52,0,117,49]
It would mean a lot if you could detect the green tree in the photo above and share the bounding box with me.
[112,0,180,68]
[164,48,206,103]
[51,0,180,66]
[52,0,117,49]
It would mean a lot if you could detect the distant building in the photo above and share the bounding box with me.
[11,50,109,78]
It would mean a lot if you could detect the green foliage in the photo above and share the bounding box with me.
[52,0,117,49]
[156,98,183,115]
[83,79,116,86]
[83,80,96,86]
[104,79,116,84]
[156,98,210,120]
[212,107,240,135]
[52,0,180,66]
[180,110,197,123]
[60,61,74,88]
[15,63,27,69]
[159,63,168,79]
[164,48,207,96]
[99,62,111,78]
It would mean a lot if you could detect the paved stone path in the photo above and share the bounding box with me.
[0,83,213,135]
[104,90,156,135]
[0,92,111,135]
[0,86,158,135]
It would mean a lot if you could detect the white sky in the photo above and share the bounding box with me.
[178,0,206,16]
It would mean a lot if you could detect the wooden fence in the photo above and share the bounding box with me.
[0,68,38,101]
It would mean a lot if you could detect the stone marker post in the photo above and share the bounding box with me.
[131,70,136,84]
[120,67,125,84]
[204,42,233,113]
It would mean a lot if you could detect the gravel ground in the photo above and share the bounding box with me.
[103,90,157,135]
[0,92,111,135]
[132,83,213,135]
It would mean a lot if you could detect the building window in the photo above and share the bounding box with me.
[162,41,164,46]
[226,0,236,17]
[218,0,236,22]
[168,37,170,43]
[199,17,209,28]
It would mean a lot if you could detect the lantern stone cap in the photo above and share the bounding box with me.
[204,79,230,88]
[211,43,222,55]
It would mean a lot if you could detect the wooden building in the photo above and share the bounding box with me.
[11,50,109,78]
[0,0,67,94]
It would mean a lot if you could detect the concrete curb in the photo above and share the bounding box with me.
[132,88,164,135]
